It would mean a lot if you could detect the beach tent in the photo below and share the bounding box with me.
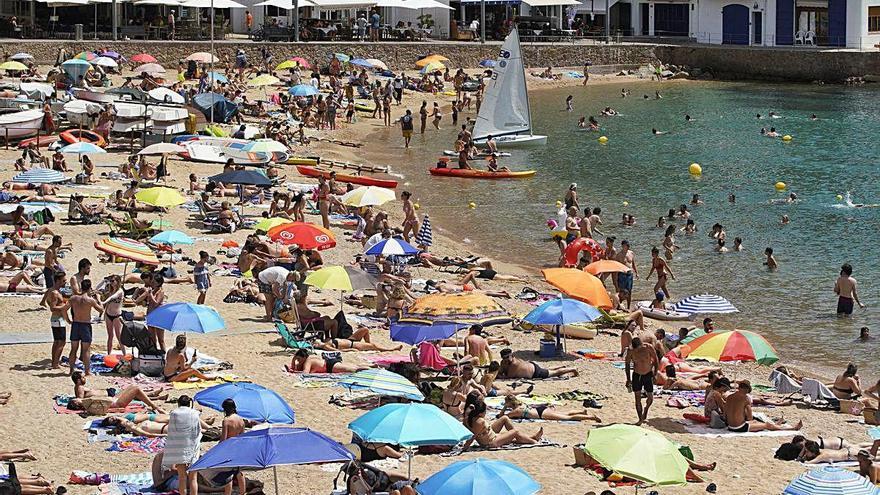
[192,93,238,123]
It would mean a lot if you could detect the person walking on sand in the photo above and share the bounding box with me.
[625,337,659,425]
[399,109,414,148]
[835,263,865,316]
[69,279,104,376]
[44,272,69,369]
[401,191,418,243]
[193,251,211,305]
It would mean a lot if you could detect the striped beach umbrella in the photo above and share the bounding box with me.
[783,466,879,495]
[401,292,511,326]
[94,237,159,265]
[340,186,395,207]
[415,214,433,248]
[365,238,419,257]
[11,168,68,184]
[670,294,738,315]
[339,369,424,401]
[680,330,779,365]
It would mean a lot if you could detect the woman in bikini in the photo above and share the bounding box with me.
[647,246,675,298]
[315,337,402,353]
[287,349,369,374]
[101,415,170,437]
[101,275,125,355]
[317,175,331,229]
[0,270,43,293]
[499,395,602,423]
[462,393,543,451]
[662,225,677,260]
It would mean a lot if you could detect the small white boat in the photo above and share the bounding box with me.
[473,134,547,147]
[636,301,693,321]
[62,99,102,127]
[113,101,150,119]
[442,150,511,157]
[182,142,270,165]
[148,87,185,105]
[151,105,188,135]
[152,121,186,135]
[0,109,45,140]
[73,88,114,104]
[113,119,152,133]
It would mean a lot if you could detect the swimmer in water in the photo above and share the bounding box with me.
[769,111,781,118]
[657,217,666,228]
[565,95,573,112]
[681,218,696,234]
[685,114,693,122]
[715,239,728,253]
[810,114,818,121]
[577,116,586,128]
[781,215,790,225]
[655,91,662,99]
[643,94,650,100]
[764,247,778,270]
[766,127,780,137]
[733,237,743,251]
[620,89,629,98]
[601,107,618,116]
[690,194,703,205]
[760,127,767,135]
[588,116,599,130]
[652,128,667,135]
[729,193,736,203]
[858,327,871,341]
[786,192,798,203]
[757,113,763,119]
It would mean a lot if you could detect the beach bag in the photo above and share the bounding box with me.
[83,398,112,416]
[708,410,726,429]
[132,354,165,377]
[0,462,21,495]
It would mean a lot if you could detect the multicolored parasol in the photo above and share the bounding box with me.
[94,237,159,265]
[680,330,778,365]
[267,222,336,250]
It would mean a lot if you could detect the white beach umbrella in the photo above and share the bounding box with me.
[180,0,245,8]
[138,142,184,155]
[92,56,118,68]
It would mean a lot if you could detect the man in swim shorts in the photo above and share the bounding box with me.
[69,279,103,376]
[723,380,802,433]
[44,272,69,369]
[625,337,658,426]
[834,263,865,316]
[498,349,578,380]
[614,240,637,310]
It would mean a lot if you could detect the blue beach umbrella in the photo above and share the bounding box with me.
[289,84,318,97]
[339,368,425,401]
[206,71,229,84]
[478,59,496,68]
[349,403,471,446]
[189,425,353,494]
[365,238,419,256]
[389,320,462,345]
[60,142,106,155]
[783,466,880,495]
[418,459,541,495]
[195,382,295,424]
[60,58,91,81]
[331,52,350,63]
[145,302,225,334]
[671,294,739,315]
[11,168,67,184]
[523,297,602,354]
[149,230,194,246]
[349,58,373,68]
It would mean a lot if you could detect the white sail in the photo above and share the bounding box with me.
[472,27,533,141]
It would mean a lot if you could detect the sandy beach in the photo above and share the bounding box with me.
[0,59,876,495]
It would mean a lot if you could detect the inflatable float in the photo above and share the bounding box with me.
[636,301,692,321]
[59,129,106,148]
[429,167,535,179]
[296,165,398,189]
[18,134,60,148]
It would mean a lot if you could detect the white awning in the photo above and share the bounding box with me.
[253,0,316,8]
[134,0,183,5]
[310,0,376,8]
[396,0,453,9]
[40,0,89,5]
[179,0,246,8]
[522,0,580,6]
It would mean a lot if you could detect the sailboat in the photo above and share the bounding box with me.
[472,27,547,147]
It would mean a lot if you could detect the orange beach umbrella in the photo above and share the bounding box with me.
[542,268,612,309]
[585,259,630,276]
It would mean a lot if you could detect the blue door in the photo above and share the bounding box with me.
[722,4,750,45]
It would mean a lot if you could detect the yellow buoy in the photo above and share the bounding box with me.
[555,200,563,208]
[775,181,786,192]
[598,136,608,144]
[782,135,793,142]
[836,194,843,201]
[622,201,629,207]
[689,163,702,176]
[468,202,476,209]
[414,203,420,210]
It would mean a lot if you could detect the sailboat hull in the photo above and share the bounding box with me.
[474,134,547,147]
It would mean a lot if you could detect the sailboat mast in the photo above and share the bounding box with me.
[513,26,534,137]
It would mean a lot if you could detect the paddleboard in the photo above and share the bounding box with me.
[429,168,535,179]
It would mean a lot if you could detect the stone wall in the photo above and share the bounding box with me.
[654,44,880,83]
[0,40,658,70]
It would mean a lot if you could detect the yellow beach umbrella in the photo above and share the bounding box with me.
[0,61,28,71]
[135,187,185,208]
[340,186,395,207]
[421,61,446,74]
[248,74,281,87]
[400,292,510,325]
[275,60,298,71]
[415,54,449,68]
[253,217,292,233]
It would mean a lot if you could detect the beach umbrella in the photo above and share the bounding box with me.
[542,267,613,309]
[350,403,471,446]
[60,142,106,156]
[91,57,118,68]
[148,87,185,104]
[418,459,540,495]
[130,53,157,63]
[100,51,122,60]
[206,71,228,84]
[267,222,336,250]
[146,302,225,334]
[415,54,448,68]
[330,52,350,63]
[340,186,395,207]
[365,58,388,70]
[289,84,318,97]
[149,230,193,246]
[243,138,288,153]
[584,259,630,276]
[9,52,33,61]
[186,52,218,63]
[566,237,604,263]
[135,187,185,208]
[304,265,377,292]
[479,59,496,68]
[289,57,311,68]
[253,217,292,232]
[134,63,166,75]
[11,168,67,184]
[339,368,425,401]
[0,61,28,71]
[783,466,879,495]
[60,59,91,81]
[72,51,97,61]
[138,142,184,155]
[415,214,433,248]
[365,238,419,257]
[209,170,272,186]
[275,60,298,71]
[585,424,688,486]
[523,296,602,353]
[94,237,159,265]
[195,382,294,423]
[189,426,353,494]
[349,58,373,68]
[248,74,280,87]
[420,61,445,74]
[401,292,510,326]
[671,294,739,315]
[390,321,461,345]
[680,330,779,365]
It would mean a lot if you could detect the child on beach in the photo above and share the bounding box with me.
[194,251,211,305]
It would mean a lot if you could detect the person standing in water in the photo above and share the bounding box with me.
[647,246,675,298]
[564,183,579,211]
[565,95,573,112]
[401,191,418,244]
[834,263,865,316]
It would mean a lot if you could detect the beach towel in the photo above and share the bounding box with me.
[656,390,706,408]
[769,370,802,395]
[680,422,797,438]
[110,472,154,485]
[288,372,348,388]
[69,471,111,485]
[171,373,243,390]
[416,342,448,371]
[61,354,118,375]
[106,437,166,454]
[802,378,838,404]
[571,350,617,361]
[365,354,413,367]
[162,406,202,467]
[441,438,562,457]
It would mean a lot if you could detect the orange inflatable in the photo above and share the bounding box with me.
[563,237,604,267]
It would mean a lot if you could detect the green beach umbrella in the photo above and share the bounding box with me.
[584,424,688,486]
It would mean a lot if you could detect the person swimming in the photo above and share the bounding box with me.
[766,127,779,137]
[651,128,667,135]
[685,114,693,122]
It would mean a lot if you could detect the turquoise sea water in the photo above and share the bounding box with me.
[387,80,880,370]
